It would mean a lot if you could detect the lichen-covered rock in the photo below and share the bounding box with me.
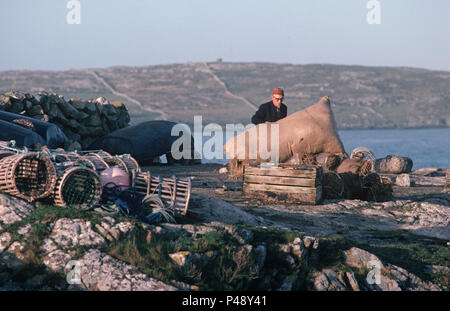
[343,247,443,291]
[77,249,178,291]
[0,232,11,253]
[311,271,330,291]
[0,194,35,225]
[43,250,74,272]
[395,174,411,187]
[345,271,360,291]
[169,250,218,279]
[50,218,106,249]
[17,224,32,237]
[344,247,384,270]
[6,241,26,261]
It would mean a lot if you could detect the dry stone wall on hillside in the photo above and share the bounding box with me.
[0,91,130,150]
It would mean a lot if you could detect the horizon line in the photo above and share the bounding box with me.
[1,60,449,74]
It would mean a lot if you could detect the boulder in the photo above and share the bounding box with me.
[375,155,413,174]
[395,174,411,187]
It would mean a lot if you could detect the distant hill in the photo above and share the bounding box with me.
[0,62,448,129]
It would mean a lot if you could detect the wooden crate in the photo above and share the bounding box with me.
[243,163,322,204]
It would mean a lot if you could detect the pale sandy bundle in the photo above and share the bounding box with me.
[224,96,347,163]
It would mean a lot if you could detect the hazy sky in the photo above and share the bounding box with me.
[1,0,449,71]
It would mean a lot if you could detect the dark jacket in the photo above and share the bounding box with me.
[251,101,287,125]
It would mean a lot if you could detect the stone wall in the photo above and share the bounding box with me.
[0,91,130,150]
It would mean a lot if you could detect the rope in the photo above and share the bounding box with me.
[97,182,176,224]
[142,194,176,224]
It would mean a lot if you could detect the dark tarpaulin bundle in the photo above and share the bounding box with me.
[0,110,67,148]
[88,120,195,165]
[0,119,46,148]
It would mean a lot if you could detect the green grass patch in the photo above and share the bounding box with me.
[1,203,131,264]
[107,225,305,290]
[314,234,353,269]
[246,226,304,244]
[0,262,68,290]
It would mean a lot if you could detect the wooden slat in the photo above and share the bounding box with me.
[243,183,319,195]
[244,166,318,178]
[244,175,319,187]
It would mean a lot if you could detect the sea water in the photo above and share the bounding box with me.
[198,128,450,170]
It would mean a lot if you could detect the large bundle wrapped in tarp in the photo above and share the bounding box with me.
[0,119,46,148]
[224,96,347,163]
[0,110,67,148]
[88,120,195,165]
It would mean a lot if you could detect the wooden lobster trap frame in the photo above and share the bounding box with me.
[0,150,14,160]
[85,152,140,176]
[115,154,140,174]
[0,152,57,201]
[75,155,110,172]
[53,165,103,209]
[132,171,191,216]
[52,152,81,163]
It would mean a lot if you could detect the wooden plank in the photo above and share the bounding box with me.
[245,164,318,173]
[243,183,319,195]
[243,184,322,204]
[244,175,319,187]
[244,166,318,178]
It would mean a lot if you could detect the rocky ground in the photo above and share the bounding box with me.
[0,163,448,291]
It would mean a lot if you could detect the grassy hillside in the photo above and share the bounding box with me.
[0,62,448,128]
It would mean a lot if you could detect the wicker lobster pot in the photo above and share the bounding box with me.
[51,152,80,163]
[0,152,57,201]
[75,156,110,172]
[0,151,14,160]
[104,157,131,174]
[86,151,112,159]
[116,155,140,174]
[132,171,191,216]
[53,166,102,209]
[85,152,140,174]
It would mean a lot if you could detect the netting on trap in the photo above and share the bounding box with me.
[131,171,191,216]
[53,166,102,209]
[0,152,57,201]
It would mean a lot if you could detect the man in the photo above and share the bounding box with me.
[251,88,287,125]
